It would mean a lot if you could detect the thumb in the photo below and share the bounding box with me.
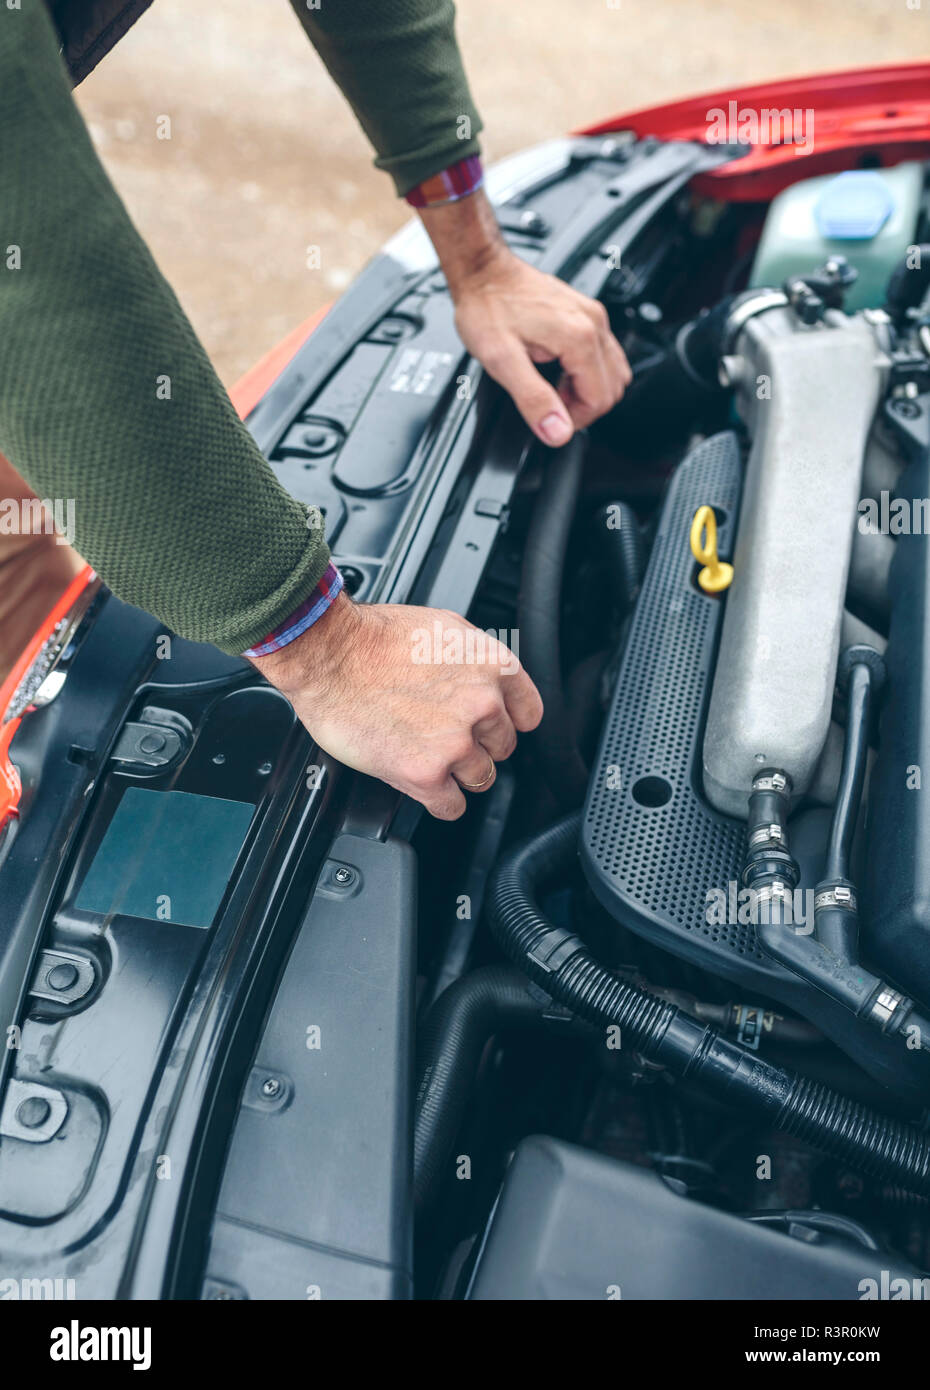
[480,336,574,446]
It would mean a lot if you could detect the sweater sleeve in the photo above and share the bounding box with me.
[288,0,483,196]
[0,0,331,655]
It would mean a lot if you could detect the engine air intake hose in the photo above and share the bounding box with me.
[518,436,590,809]
[414,966,558,1211]
[488,814,930,1194]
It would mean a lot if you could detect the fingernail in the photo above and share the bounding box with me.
[538,411,572,446]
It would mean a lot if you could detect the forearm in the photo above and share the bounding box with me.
[289,0,481,195]
[0,0,331,655]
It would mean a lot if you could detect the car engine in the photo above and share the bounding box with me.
[2,133,930,1301]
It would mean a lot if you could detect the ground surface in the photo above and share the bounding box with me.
[75,0,926,387]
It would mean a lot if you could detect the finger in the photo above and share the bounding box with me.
[501,663,544,732]
[558,320,615,430]
[607,333,633,395]
[579,297,630,392]
[479,335,574,447]
[569,333,629,418]
[614,336,634,388]
[450,744,497,793]
[473,707,518,763]
[410,773,468,821]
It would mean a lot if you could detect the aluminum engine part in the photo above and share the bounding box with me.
[703,307,886,817]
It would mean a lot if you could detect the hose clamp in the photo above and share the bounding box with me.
[527,928,585,976]
[814,885,858,913]
[752,878,793,905]
[751,770,791,796]
[749,823,785,849]
[722,290,789,356]
[870,987,906,1028]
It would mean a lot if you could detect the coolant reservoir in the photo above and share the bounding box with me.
[749,163,924,311]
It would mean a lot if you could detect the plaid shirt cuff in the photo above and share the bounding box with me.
[243,562,344,658]
[405,154,484,209]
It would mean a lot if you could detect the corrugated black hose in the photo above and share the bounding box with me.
[487,813,930,1195]
[594,500,645,618]
[414,966,555,1211]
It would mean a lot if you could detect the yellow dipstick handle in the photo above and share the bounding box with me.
[690,505,734,594]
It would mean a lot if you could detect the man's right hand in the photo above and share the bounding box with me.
[250,592,543,820]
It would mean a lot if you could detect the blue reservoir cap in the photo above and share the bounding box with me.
[814,171,894,241]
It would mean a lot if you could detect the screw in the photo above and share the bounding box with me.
[138,731,167,754]
[46,963,79,992]
[333,866,355,886]
[519,209,547,235]
[261,1077,282,1099]
[16,1096,51,1129]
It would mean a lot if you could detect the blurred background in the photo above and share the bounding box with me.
[75,0,923,387]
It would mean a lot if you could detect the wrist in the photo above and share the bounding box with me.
[418,187,509,297]
[250,589,362,701]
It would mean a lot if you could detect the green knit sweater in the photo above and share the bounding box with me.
[0,0,481,653]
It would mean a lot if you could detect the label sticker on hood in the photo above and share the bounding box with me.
[389,348,453,396]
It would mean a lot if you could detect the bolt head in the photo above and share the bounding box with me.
[47,962,80,992]
[16,1096,51,1129]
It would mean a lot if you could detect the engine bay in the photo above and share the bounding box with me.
[3,131,930,1300]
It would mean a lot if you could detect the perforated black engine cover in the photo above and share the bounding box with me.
[580,433,927,1101]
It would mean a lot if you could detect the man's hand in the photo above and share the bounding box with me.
[251,592,543,820]
[419,188,632,447]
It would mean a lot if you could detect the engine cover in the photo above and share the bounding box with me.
[580,432,927,1101]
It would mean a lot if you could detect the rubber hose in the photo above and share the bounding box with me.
[601,298,732,456]
[595,500,644,615]
[487,814,930,1194]
[414,965,553,1211]
[679,294,736,384]
[517,436,590,809]
[885,244,930,323]
[825,659,873,882]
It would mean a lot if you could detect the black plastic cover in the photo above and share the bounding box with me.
[468,1136,919,1300]
[202,833,416,1300]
